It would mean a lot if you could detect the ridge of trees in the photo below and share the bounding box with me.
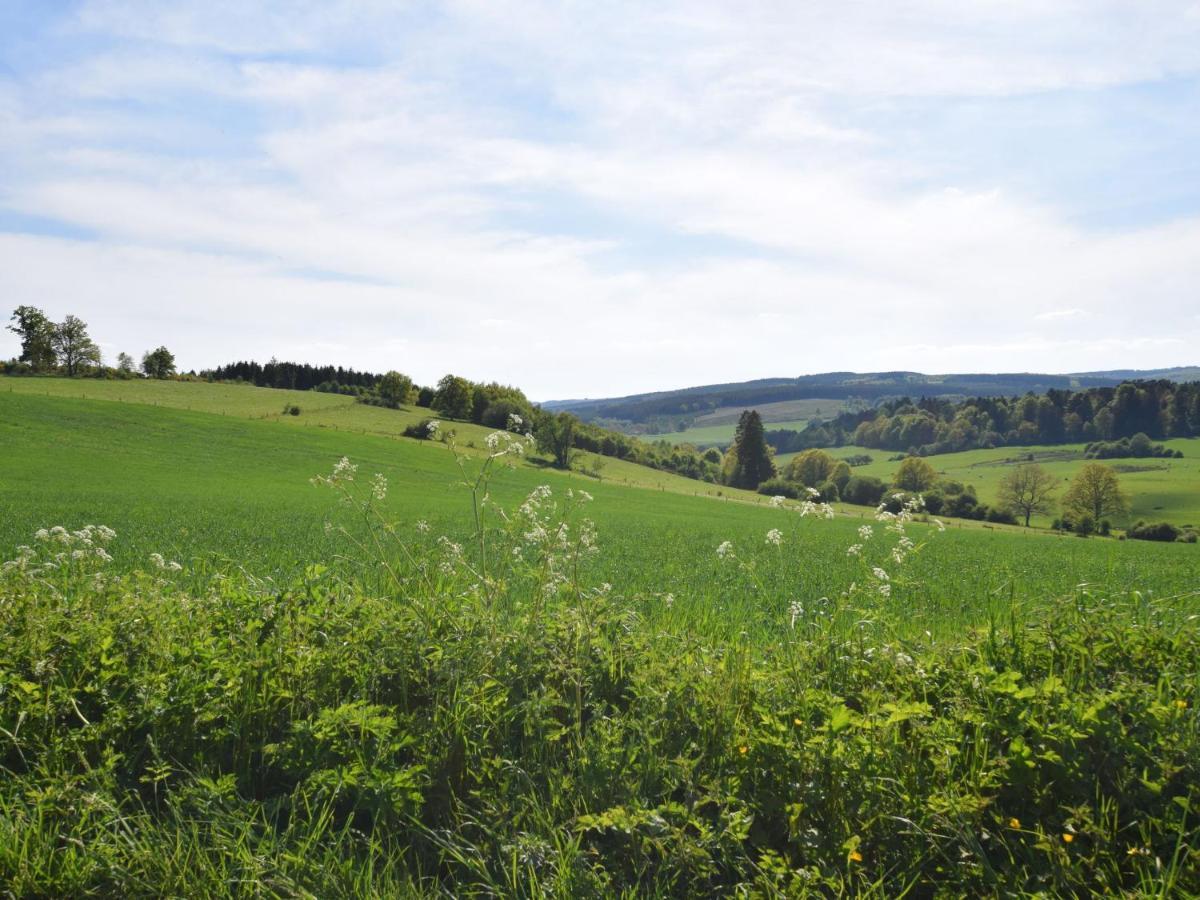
[763,381,1200,457]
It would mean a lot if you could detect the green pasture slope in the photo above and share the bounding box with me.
[2,384,1196,630]
[786,442,1200,528]
[2,382,1200,895]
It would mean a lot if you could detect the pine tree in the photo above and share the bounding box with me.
[725,410,775,489]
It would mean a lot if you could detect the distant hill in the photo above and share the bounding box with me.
[546,368,1200,429]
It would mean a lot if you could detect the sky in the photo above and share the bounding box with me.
[2,1,1199,400]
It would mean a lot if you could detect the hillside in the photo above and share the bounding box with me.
[546,367,1200,432]
[3,383,1200,896]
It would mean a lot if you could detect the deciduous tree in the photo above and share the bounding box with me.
[893,456,937,492]
[141,346,176,379]
[997,463,1057,527]
[52,315,102,376]
[1062,463,1128,524]
[7,305,57,370]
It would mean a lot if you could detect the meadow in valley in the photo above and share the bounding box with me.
[1,379,1198,896]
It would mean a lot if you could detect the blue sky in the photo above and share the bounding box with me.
[2,1,1199,398]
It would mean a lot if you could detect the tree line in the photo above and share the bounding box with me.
[764,380,1200,457]
[5,306,176,379]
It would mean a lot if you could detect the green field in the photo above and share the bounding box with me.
[646,418,811,447]
[3,381,1199,895]
[779,442,1200,527]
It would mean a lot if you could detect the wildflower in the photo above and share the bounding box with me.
[877,583,891,598]
[485,431,503,450]
[370,472,388,501]
[769,495,786,508]
[34,528,50,541]
[872,567,889,582]
[788,599,804,628]
[167,561,183,572]
[426,420,440,437]
[848,850,863,863]
[506,412,524,431]
[663,593,675,608]
[933,518,946,532]
[716,540,734,559]
[765,528,783,546]
[738,745,749,755]
[416,520,430,533]
[858,525,873,541]
[805,486,820,498]
[846,544,862,557]
[1176,699,1188,709]
[332,456,357,481]
[1127,845,1151,857]
[1062,833,1074,844]
[576,490,593,503]
[1008,818,1021,830]
[149,553,166,570]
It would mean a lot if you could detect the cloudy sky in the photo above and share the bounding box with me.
[2,1,1199,399]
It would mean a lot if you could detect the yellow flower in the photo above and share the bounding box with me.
[1062,833,1074,844]
[849,850,863,863]
[738,745,749,755]
[1008,817,1021,829]
[794,717,802,726]
[1176,699,1188,710]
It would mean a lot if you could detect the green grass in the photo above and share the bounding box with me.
[780,442,1200,528]
[2,384,1199,895]
[647,418,812,447]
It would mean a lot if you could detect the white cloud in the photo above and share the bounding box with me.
[2,2,1198,396]
[1035,308,1088,321]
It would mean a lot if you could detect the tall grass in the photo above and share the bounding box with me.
[2,441,1197,896]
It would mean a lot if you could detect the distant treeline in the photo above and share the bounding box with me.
[200,360,383,393]
[764,380,1200,457]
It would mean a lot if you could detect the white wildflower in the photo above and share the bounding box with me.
[872,566,890,582]
[858,525,873,541]
[788,599,804,629]
[34,528,50,542]
[426,420,441,437]
[486,431,503,450]
[415,520,430,533]
[166,561,183,572]
[716,540,734,559]
[506,413,524,431]
[370,472,388,501]
[769,495,786,508]
[765,528,783,546]
[149,552,166,570]
[847,544,862,557]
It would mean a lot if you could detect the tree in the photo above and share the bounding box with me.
[141,346,176,379]
[377,370,416,406]
[724,410,775,490]
[52,315,102,376]
[1062,463,1128,524]
[116,352,136,374]
[432,374,474,420]
[534,411,578,469]
[997,463,1057,527]
[7,305,57,370]
[893,456,937,492]
[783,449,837,487]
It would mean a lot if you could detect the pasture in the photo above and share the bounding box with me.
[2,384,1199,896]
[786,442,1200,528]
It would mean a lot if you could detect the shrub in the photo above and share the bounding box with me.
[756,478,804,500]
[403,419,439,440]
[1127,520,1181,543]
[283,404,301,416]
[1075,513,1096,537]
[842,475,886,506]
[986,506,1017,525]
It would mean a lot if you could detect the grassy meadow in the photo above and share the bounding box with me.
[2,380,1199,896]
[782,442,1200,528]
